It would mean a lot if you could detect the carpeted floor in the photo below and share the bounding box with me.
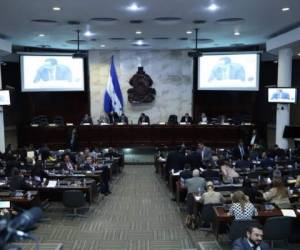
[21,165,196,250]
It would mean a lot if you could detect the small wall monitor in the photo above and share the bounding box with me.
[268,88,297,104]
[0,90,10,105]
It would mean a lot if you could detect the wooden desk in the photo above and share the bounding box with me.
[19,124,252,148]
[0,191,40,209]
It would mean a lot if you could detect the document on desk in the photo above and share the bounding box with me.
[47,180,57,188]
[281,209,297,217]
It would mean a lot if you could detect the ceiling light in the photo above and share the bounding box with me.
[207,3,219,11]
[100,44,106,48]
[281,7,290,12]
[52,6,61,11]
[136,31,142,34]
[298,53,300,56]
[84,30,94,37]
[186,30,192,34]
[234,31,240,36]
[126,3,144,11]
[38,34,45,37]
[135,40,144,46]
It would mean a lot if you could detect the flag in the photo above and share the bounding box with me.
[104,56,124,116]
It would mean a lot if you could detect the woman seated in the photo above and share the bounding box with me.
[200,181,224,205]
[263,178,291,209]
[229,191,258,220]
[220,160,239,182]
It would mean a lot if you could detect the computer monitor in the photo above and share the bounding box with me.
[0,90,10,105]
[268,88,297,104]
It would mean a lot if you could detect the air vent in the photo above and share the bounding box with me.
[109,37,126,40]
[66,40,87,44]
[216,18,244,24]
[178,37,188,41]
[132,43,150,47]
[192,38,214,44]
[67,21,81,25]
[130,20,143,24]
[193,20,207,24]
[152,37,170,40]
[31,19,58,24]
[90,18,118,25]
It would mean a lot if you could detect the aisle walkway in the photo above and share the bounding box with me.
[29,165,196,250]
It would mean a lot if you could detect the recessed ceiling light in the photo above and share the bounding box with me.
[282,7,290,12]
[207,3,219,11]
[38,34,45,37]
[136,31,142,34]
[234,31,240,36]
[135,40,144,46]
[297,53,300,56]
[100,44,106,48]
[186,30,193,34]
[126,3,144,11]
[84,30,94,37]
[52,6,61,11]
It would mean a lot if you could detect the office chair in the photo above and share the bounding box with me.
[62,190,89,218]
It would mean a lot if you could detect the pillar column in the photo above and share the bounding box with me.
[0,65,5,152]
[276,48,293,149]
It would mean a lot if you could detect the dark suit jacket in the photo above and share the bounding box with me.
[232,238,270,250]
[187,151,202,169]
[9,175,31,191]
[118,115,128,124]
[232,145,248,160]
[138,115,150,124]
[235,159,251,169]
[108,113,119,124]
[180,169,193,180]
[180,116,193,124]
[166,151,185,172]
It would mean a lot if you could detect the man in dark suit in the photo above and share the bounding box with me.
[232,139,248,160]
[138,113,150,124]
[180,113,193,124]
[197,142,212,164]
[9,168,32,191]
[108,111,119,124]
[166,147,186,173]
[81,114,93,125]
[187,150,202,170]
[232,224,270,250]
[118,113,129,124]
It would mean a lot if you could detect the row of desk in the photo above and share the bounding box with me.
[19,124,253,148]
[155,159,300,240]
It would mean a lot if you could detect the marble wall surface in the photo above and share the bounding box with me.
[88,50,193,124]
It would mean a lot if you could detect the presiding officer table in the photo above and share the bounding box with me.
[19,124,252,149]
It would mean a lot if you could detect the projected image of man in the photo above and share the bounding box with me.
[271,89,290,101]
[34,58,72,82]
[209,57,245,81]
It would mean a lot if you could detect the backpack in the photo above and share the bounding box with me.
[185,214,198,230]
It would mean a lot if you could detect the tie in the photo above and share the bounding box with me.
[240,146,244,158]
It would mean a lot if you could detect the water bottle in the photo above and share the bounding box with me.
[198,187,202,196]
[83,178,86,186]
[57,179,60,187]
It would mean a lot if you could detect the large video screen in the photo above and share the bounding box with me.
[21,55,84,92]
[0,90,10,105]
[198,53,260,91]
[268,88,297,104]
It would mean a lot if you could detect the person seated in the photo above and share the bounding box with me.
[80,156,95,171]
[199,112,208,124]
[201,163,220,181]
[220,160,239,182]
[263,178,291,208]
[31,161,48,183]
[98,113,109,124]
[60,154,77,172]
[184,169,206,194]
[138,113,150,124]
[118,113,128,124]
[229,191,258,220]
[180,113,193,124]
[260,152,275,168]
[268,144,285,160]
[232,224,271,250]
[179,164,193,184]
[200,181,224,205]
[80,113,93,125]
[108,111,119,124]
[104,147,120,159]
[232,139,248,160]
[235,155,251,169]
[9,168,32,191]
[243,178,263,203]
[167,114,178,125]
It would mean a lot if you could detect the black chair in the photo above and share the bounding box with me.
[38,115,49,126]
[263,217,292,248]
[53,116,65,126]
[167,115,178,125]
[229,220,258,241]
[62,190,88,217]
[200,203,221,231]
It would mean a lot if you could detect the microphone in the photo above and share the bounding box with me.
[8,207,42,232]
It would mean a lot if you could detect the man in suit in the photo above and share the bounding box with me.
[108,111,119,124]
[187,150,202,170]
[138,113,150,124]
[9,168,32,191]
[81,114,93,125]
[166,147,186,173]
[180,113,193,124]
[232,224,270,250]
[232,139,248,160]
[197,142,212,164]
[118,113,129,124]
